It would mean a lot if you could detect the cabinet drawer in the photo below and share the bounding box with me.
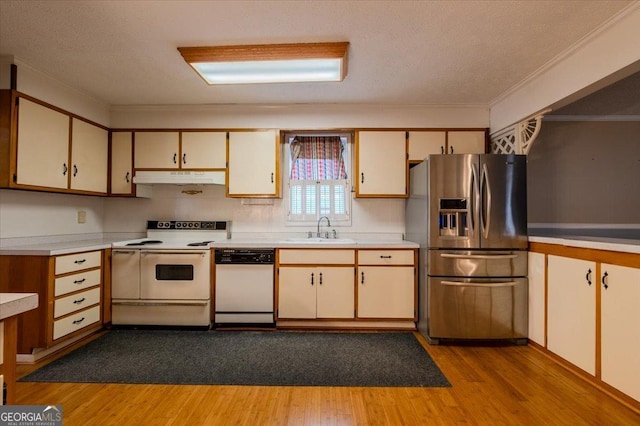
[55,251,101,275]
[54,287,101,318]
[358,250,414,265]
[55,269,101,297]
[53,305,101,340]
[278,249,355,265]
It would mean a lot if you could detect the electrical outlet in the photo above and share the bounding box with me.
[77,210,86,224]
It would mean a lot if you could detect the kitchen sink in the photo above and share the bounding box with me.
[281,237,357,244]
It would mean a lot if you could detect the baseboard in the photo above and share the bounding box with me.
[17,326,102,364]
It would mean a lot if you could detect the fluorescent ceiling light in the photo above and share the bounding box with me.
[178,42,349,85]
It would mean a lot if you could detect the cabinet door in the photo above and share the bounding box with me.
[181,132,227,169]
[357,266,414,318]
[408,131,446,162]
[111,132,133,195]
[316,267,355,319]
[278,267,316,319]
[228,130,278,196]
[134,132,180,169]
[356,131,407,197]
[447,131,486,154]
[528,252,546,346]
[547,255,596,375]
[70,118,108,193]
[601,264,640,401]
[16,98,70,189]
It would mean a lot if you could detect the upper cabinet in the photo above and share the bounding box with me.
[227,130,279,197]
[408,130,487,163]
[70,118,108,193]
[408,131,446,162]
[111,132,133,195]
[5,95,108,195]
[134,131,227,170]
[355,131,407,197]
[134,132,180,169]
[15,97,70,189]
[181,132,227,169]
[447,130,486,155]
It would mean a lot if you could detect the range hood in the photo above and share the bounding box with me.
[132,171,226,185]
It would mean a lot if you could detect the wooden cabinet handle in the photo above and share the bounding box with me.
[602,271,609,289]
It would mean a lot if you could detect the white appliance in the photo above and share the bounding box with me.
[111,220,230,327]
[214,248,275,326]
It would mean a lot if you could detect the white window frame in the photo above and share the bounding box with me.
[284,131,352,227]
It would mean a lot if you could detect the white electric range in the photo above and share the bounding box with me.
[111,220,230,327]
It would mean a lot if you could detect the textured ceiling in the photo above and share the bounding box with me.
[0,0,634,107]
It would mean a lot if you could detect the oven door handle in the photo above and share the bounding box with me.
[141,251,207,257]
[112,301,209,307]
[440,280,518,288]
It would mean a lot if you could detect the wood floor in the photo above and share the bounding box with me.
[15,331,640,426]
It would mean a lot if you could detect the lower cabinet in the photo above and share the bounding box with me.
[547,255,596,375]
[276,248,417,324]
[529,242,640,404]
[0,250,104,354]
[357,266,415,318]
[600,263,640,402]
[357,249,416,319]
[278,267,355,319]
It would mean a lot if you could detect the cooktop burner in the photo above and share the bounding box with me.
[186,241,214,247]
[126,240,163,246]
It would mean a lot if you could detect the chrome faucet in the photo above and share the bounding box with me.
[317,216,331,238]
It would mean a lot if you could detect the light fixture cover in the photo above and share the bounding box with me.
[178,42,349,85]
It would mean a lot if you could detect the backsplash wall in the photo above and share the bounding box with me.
[103,185,406,239]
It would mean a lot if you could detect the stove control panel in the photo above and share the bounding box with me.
[147,220,229,230]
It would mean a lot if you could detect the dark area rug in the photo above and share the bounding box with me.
[20,330,450,387]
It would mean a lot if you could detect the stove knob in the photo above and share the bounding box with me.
[194,222,200,228]
[176,222,182,228]
[188,222,194,228]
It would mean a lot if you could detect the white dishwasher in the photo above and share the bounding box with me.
[214,248,275,327]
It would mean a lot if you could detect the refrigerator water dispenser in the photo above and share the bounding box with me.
[438,198,468,237]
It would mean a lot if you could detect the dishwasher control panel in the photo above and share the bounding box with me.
[214,248,275,264]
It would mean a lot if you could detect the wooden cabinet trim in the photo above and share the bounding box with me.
[529,242,640,268]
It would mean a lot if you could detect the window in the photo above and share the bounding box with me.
[286,133,351,223]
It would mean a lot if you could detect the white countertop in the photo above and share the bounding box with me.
[209,238,419,249]
[529,235,640,254]
[0,238,117,256]
[0,293,39,320]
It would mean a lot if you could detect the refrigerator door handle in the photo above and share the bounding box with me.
[470,163,479,237]
[441,280,518,288]
[440,253,518,260]
[481,163,491,239]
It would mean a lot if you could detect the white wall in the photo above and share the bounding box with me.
[0,189,104,241]
[490,3,640,132]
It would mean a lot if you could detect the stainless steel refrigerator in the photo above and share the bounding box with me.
[406,154,528,344]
